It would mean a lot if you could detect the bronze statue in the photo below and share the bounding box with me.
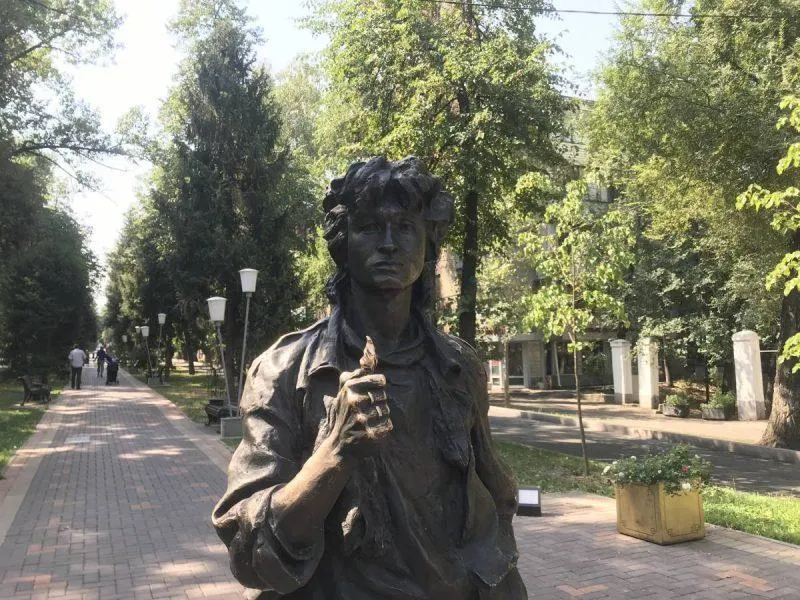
[213,157,527,599]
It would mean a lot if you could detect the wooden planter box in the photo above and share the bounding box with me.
[701,405,731,420]
[662,404,689,418]
[616,483,705,545]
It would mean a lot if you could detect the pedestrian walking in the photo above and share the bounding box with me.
[96,344,106,378]
[68,343,86,390]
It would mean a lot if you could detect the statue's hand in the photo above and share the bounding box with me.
[328,368,392,458]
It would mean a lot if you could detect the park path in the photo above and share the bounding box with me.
[0,368,243,599]
[1,368,799,599]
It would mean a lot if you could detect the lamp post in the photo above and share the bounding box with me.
[121,334,128,366]
[207,296,232,409]
[134,327,142,370]
[141,325,152,380]
[237,268,258,408]
[157,312,167,380]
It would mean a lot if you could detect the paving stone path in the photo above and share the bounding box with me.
[1,369,799,599]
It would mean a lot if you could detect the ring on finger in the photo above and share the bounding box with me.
[375,404,384,418]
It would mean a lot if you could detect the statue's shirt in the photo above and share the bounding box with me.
[212,307,526,600]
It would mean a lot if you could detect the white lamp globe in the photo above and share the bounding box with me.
[157,312,167,325]
[122,335,128,343]
[135,326,141,335]
[141,325,150,338]
[207,296,227,323]
[239,268,259,294]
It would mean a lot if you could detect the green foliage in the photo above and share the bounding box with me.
[104,0,316,382]
[603,445,712,495]
[738,96,800,372]
[293,227,335,324]
[0,380,49,477]
[665,393,690,408]
[309,0,569,341]
[706,389,736,411]
[0,152,97,378]
[0,0,123,172]
[587,0,796,368]
[518,181,635,352]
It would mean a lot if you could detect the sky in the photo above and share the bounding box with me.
[63,0,622,306]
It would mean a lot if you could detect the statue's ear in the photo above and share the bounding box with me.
[424,191,453,261]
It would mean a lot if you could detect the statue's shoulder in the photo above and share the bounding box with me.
[247,317,328,380]
[430,327,484,375]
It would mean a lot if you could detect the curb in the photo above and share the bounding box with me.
[488,405,800,465]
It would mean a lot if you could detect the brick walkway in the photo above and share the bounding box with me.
[0,369,243,599]
[1,370,798,599]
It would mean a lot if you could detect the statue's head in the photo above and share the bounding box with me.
[322,157,452,311]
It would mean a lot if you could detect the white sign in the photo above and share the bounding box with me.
[518,489,540,505]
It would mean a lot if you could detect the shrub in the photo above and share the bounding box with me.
[706,389,736,411]
[665,393,690,408]
[603,444,712,494]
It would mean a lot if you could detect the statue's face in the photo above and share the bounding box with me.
[347,193,426,292]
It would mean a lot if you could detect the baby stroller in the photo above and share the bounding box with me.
[105,356,119,385]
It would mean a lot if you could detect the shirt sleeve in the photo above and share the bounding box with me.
[212,337,324,594]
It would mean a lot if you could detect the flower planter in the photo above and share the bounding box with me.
[662,404,689,418]
[615,483,705,545]
[701,405,731,421]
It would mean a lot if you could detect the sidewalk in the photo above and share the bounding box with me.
[489,390,800,464]
[0,370,798,599]
[0,368,243,599]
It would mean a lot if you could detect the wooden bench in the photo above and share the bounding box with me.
[204,397,239,426]
[18,376,51,405]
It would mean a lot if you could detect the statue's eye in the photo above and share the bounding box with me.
[357,222,379,233]
[398,220,415,232]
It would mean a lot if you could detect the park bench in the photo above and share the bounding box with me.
[18,376,51,405]
[204,397,239,426]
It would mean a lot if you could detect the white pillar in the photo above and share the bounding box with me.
[610,339,634,404]
[637,337,659,409]
[732,330,767,420]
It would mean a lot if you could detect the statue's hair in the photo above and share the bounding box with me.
[322,156,453,312]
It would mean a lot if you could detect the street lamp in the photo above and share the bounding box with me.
[141,325,152,379]
[157,312,167,380]
[237,268,258,406]
[121,334,128,367]
[207,296,232,409]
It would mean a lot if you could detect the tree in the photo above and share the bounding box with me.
[475,250,529,407]
[310,0,569,345]
[106,0,316,395]
[586,0,796,393]
[738,95,800,448]
[518,181,635,473]
[0,187,98,379]
[0,0,124,173]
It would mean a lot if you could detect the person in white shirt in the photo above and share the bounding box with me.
[67,344,87,390]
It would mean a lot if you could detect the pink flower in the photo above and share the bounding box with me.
[681,465,689,473]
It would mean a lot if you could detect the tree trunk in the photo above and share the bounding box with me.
[503,336,510,408]
[573,344,590,476]
[553,340,562,388]
[184,330,195,375]
[662,341,671,387]
[458,189,479,346]
[761,278,800,448]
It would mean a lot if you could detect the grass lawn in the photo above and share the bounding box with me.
[703,486,800,546]
[130,365,217,425]
[0,379,57,478]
